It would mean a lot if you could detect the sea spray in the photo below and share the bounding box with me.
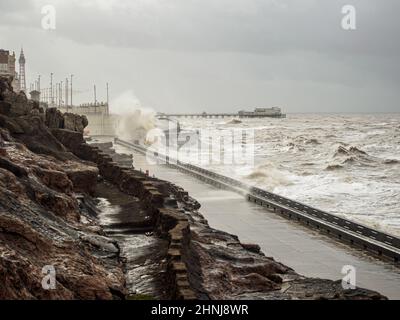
[110,91,156,142]
[242,161,293,190]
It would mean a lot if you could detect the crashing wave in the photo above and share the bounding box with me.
[330,145,378,168]
[348,146,367,155]
[329,145,399,168]
[304,138,321,145]
[342,156,358,164]
[225,118,242,125]
[334,145,367,157]
[325,164,344,171]
[292,136,321,145]
[383,159,400,165]
[244,162,292,190]
[283,142,305,153]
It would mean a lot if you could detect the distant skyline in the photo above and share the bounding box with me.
[0,0,399,113]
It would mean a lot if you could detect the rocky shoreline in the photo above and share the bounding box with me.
[0,76,387,299]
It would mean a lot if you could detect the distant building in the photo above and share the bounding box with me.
[238,107,285,118]
[30,90,41,102]
[0,49,20,91]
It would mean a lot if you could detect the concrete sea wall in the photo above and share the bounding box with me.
[53,130,196,299]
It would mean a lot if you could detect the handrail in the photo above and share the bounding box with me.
[114,138,400,261]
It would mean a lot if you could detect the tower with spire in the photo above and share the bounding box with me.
[18,48,26,93]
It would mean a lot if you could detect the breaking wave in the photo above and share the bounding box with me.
[111,91,156,142]
[225,118,242,125]
[244,162,293,190]
[325,164,344,171]
[383,159,400,165]
[328,145,375,167]
[333,145,367,157]
[325,144,400,171]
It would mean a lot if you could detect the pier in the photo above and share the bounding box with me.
[158,107,286,119]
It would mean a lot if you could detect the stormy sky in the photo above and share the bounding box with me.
[0,0,399,113]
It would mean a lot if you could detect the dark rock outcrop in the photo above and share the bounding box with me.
[46,108,88,133]
[0,76,125,300]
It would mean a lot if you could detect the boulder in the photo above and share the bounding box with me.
[65,164,99,195]
[0,101,11,115]
[63,113,88,133]
[0,131,126,299]
[45,107,64,128]
[3,91,32,117]
[0,75,13,101]
[51,128,85,151]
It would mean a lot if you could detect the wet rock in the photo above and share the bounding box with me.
[0,156,28,177]
[63,113,88,133]
[0,78,126,300]
[282,278,386,300]
[45,107,64,128]
[65,165,99,195]
[79,233,120,254]
[241,243,262,254]
[0,101,11,115]
[5,92,31,117]
[0,76,13,101]
[50,128,85,152]
[0,114,24,134]
[32,167,74,194]
[0,135,126,299]
[46,109,88,134]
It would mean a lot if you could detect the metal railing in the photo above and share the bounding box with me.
[114,138,400,262]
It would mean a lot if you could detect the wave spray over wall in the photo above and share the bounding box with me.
[110,91,156,142]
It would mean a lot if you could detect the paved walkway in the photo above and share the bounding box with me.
[114,143,400,299]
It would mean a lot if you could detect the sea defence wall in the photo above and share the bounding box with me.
[114,138,400,264]
[83,113,116,136]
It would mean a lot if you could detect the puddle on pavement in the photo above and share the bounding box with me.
[95,181,169,299]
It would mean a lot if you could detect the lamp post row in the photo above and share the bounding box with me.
[29,74,109,112]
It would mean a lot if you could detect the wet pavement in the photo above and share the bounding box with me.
[113,142,400,299]
[95,181,169,299]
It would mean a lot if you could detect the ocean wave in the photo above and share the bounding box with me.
[383,159,400,165]
[244,162,293,190]
[304,138,321,145]
[343,126,359,131]
[331,145,399,168]
[281,142,305,153]
[329,145,378,168]
[225,118,242,125]
[286,134,322,147]
[292,136,322,145]
[334,145,367,157]
[302,162,316,166]
[325,164,343,171]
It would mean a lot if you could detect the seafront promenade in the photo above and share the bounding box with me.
[109,139,400,299]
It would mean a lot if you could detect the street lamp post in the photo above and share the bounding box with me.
[70,74,73,109]
[50,73,53,105]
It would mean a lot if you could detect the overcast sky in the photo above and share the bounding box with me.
[0,0,399,113]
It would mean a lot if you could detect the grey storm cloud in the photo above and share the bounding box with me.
[0,0,399,113]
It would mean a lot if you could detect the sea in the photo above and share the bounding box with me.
[172,113,400,237]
